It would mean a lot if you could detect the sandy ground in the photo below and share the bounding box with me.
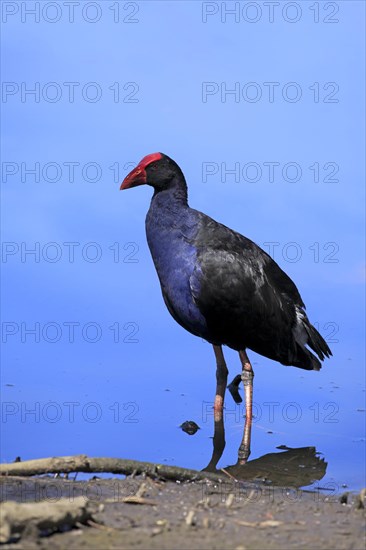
[1,475,365,550]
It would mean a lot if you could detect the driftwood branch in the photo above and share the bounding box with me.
[0,455,226,483]
[0,496,97,543]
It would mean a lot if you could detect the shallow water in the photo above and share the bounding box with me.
[2,325,365,493]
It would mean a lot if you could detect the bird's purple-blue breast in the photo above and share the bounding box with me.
[145,197,211,341]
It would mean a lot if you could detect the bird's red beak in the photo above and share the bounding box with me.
[120,165,146,190]
[120,152,162,190]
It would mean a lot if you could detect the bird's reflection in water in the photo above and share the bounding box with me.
[203,413,327,489]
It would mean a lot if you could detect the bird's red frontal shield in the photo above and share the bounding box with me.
[120,152,162,190]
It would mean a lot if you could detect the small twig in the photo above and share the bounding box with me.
[120,496,157,506]
[185,509,195,526]
[86,519,119,532]
[220,468,237,481]
[225,493,235,508]
[235,519,283,528]
[135,482,147,498]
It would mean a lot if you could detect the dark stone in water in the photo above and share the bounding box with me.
[180,421,200,435]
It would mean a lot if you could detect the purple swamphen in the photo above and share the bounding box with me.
[120,153,332,461]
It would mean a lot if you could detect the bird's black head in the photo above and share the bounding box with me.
[120,153,184,192]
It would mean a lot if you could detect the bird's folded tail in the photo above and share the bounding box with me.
[304,321,332,362]
[292,309,332,371]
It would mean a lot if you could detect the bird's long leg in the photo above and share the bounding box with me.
[212,345,228,422]
[202,345,228,472]
[238,349,254,464]
[203,406,226,472]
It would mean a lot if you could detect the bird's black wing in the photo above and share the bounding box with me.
[189,213,304,362]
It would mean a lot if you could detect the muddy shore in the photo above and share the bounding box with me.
[1,474,365,550]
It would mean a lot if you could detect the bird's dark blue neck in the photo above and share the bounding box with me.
[151,174,188,212]
[146,172,197,250]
